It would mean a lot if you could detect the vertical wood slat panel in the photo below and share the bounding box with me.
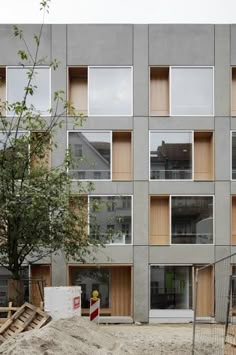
[150,67,169,116]
[30,265,51,307]
[194,132,214,181]
[69,67,88,115]
[150,196,170,245]
[232,197,236,245]
[112,132,132,181]
[30,132,51,169]
[196,266,214,317]
[111,267,131,316]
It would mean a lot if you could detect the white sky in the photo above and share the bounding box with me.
[0,0,235,24]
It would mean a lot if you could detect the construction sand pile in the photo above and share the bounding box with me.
[0,318,224,355]
[0,317,133,355]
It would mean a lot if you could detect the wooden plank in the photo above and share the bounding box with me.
[194,132,214,181]
[150,196,170,245]
[69,67,88,116]
[111,266,131,316]
[112,132,132,181]
[150,67,169,116]
[196,266,214,317]
[0,302,51,342]
[30,266,51,307]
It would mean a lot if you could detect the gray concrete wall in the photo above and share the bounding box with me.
[0,23,235,322]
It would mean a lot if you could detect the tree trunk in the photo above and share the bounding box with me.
[8,279,25,306]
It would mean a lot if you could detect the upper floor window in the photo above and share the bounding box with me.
[150,131,192,180]
[68,66,133,116]
[68,130,132,181]
[69,131,111,180]
[150,131,214,181]
[150,66,214,116]
[89,195,132,245]
[6,67,50,116]
[149,195,214,245]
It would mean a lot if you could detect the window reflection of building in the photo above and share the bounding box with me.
[89,196,132,244]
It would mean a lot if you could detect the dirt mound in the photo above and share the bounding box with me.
[0,317,132,355]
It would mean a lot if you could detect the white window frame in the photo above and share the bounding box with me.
[149,130,194,181]
[6,66,51,117]
[67,130,112,182]
[170,195,215,246]
[88,194,133,246]
[149,66,214,117]
[88,66,133,117]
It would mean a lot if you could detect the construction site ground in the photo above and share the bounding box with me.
[0,316,226,355]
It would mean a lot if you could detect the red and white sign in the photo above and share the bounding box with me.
[73,296,80,309]
[90,298,100,322]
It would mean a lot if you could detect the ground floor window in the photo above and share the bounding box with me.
[150,265,192,310]
[69,265,132,316]
[70,267,110,309]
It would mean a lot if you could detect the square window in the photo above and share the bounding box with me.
[7,67,50,116]
[170,67,214,116]
[89,67,132,116]
[89,196,132,244]
[68,131,111,180]
[171,196,213,244]
[150,131,192,180]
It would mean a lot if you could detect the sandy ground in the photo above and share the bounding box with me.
[0,317,225,355]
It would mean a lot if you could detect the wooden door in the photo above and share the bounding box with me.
[196,266,214,317]
[111,267,131,316]
[30,265,51,307]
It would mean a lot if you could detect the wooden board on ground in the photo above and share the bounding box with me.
[0,302,51,344]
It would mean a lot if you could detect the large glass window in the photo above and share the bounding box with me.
[7,67,50,115]
[0,131,28,179]
[70,268,110,309]
[151,266,192,310]
[171,196,213,244]
[150,132,192,180]
[89,196,132,244]
[170,67,214,116]
[88,67,132,116]
[232,133,236,179]
[69,131,111,180]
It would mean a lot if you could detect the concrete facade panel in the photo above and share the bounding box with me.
[149,117,215,130]
[149,246,215,264]
[67,117,133,131]
[230,25,236,65]
[133,117,149,180]
[215,182,231,245]
[215,117,231,180]
[0,25,51,65]
[133,246,149,322]
[215,25,231,116]
[133,182,149,245]
[85,182,133,195]
[133,25,149,116]
[149,182,215,195]
[67,25,133,65]
[51,25,67,113]
[149,25,214,65]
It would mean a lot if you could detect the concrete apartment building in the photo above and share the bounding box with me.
[0,23,236,323]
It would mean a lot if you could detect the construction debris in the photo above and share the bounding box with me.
[0,302,51,344]
[0,316,131,355]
